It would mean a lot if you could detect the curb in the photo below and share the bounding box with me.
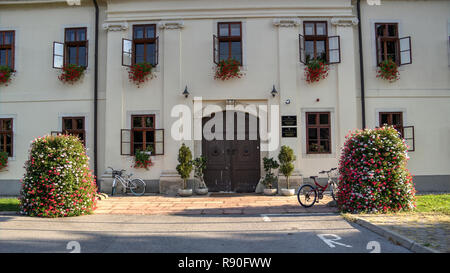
[0,211,18,216]
[348,215,440,253]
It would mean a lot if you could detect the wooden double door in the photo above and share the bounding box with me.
[202,111,260,192]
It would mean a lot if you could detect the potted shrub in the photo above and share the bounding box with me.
[337,126,416,213]
[214,58,243,81]
[58,64,86,84]
[261,157,279,196]
[304,58,329,84]
[0,65,15,86]
[0,151,8,171]
[278,145,296,196]
[376,58,400,82]
[128,62,154,87]
[19,135,97,217]
[176,143,193,197]
[193,155,208,195]
[134,146,153,170]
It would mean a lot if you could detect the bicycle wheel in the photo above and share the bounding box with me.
[129,179,146,196]
[297,184,317,208]
[330,182,339,202]
[111,179,117,196]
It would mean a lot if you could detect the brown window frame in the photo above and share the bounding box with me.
[62,116,86,146]
[132,24,158,66]
[379,112,404,136]
[131,114,155,156]
[0,118,13,157]
[303,21,328,63]
[306,112,331,154]
[64,27,88,68]
[217,22,243,65]
[375,23,399,66]
[0,30,15,70]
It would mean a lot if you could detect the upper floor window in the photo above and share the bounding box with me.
[65,28,88,67]
[0,118,13,157]
[0,31,15,69]
[53,27,88,69]
[375,23,412,66]
[122,25,159,68]
[378,111,415,152]
[213,22,243,65]
[299,22,340,65]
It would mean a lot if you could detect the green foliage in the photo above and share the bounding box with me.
[0,151,8,170]
[193,156,207,188]
[134,146,153,170]
[415,194,450,215]
[19,135,97,217]
[261,157,279,189]
[337,126,416,213]
[278,145,296,189]
[176,143,193,189]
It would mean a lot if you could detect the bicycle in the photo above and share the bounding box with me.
[107,167,146,196]
[297,167,339,208]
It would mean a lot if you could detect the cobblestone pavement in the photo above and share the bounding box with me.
[354,213,450,253]
[95,193,337,215]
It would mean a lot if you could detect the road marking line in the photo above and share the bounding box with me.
[260,212,338,221]
[317,234,352,248]
[261,214,271,222]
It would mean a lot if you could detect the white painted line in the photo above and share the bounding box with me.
[260,212,338,222]
[317,234,352,248]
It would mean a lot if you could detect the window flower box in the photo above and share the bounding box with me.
[304,59,329,84]
[58,64,86,84]
[214,58,243,81]
[376,58,400,82]
[0,66,15,86]
[128,62,154,87]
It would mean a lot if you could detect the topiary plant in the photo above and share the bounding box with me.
[19,135,98,217]
[0,151,8,171]
[176,143,193,189]
[337,126,416,213]
[278,145,296,189]
[193,156,207,189]
[262,157,279,189]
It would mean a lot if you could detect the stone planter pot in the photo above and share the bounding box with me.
[263,188,277,196]
[178,189,193,197]
[280,188,295,196]
[195,188,208,195]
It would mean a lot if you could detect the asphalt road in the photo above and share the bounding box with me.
[0,213,410,253]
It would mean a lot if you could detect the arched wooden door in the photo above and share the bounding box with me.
[202,111,260,192]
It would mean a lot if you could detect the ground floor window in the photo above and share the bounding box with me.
[379,112,403,136]
[0,118,13,156]
[62,116,86,146]
[306,112,331,154]
[131,115,155,155]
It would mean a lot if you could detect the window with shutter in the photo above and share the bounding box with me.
[121,115,164,156]
[375,23,412,66]
[216,22,243,65]
[300,22,340,64]
[0,118,13,157]
[0,31,15,70]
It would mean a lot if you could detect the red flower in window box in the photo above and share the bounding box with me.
[134,148,154,170]
[0,151,8,171]
[304,59,329,84]
[214,58,243,81]
[0,66,15,86]
[376,58,399,82]
[58,64,86,84]
[128,62,154,87]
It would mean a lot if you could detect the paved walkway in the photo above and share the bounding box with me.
[95,193,337,215]
[354,213,450,253]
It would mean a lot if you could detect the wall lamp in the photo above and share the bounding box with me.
[271,85,278,97]
[182,86,189,98]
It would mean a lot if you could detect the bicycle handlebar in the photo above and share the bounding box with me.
[319,167,337,174]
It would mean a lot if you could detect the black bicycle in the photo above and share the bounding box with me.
[297,168,339,208]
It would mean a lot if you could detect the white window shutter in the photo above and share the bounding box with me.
[122,38,133,67]
[299,34,306,64]
[120,129,131,155]
[53,42,64,69]
[154,129,164,155]
[399,36,412,65]
[327,36,341,64]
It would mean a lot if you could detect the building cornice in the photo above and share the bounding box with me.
[330,17,359,27]
[102,22,129,31]
[158,20,184,30]
[272,18,301,28]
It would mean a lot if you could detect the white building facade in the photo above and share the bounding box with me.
[0,0,449,195]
